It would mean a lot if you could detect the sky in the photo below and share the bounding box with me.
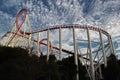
[0,0,120,58]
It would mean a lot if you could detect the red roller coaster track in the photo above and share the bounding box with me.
[0,8,115,80]
[0,9,113,61]
[15,9,109,36]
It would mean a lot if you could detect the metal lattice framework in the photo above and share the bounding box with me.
[0,9,115,80]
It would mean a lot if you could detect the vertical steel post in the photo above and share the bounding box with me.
[47,28,50,61]
[110,36,115,54]
[28,34,32,54]
[99,30,107,67]
[108,36,114,55]
[96,46,103,79]
[23,19,26,35]
[59,27,62,60]
[98,64,103,79]
[87,27,95,80]
[27,14,32,55]
[37,32,40,57]
[11,35,16,48]
[73,27,79,80]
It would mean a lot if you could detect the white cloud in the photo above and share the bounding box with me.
[0,10,14,37]
[3,0,24,7]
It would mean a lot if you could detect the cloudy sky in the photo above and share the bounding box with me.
[0,0,120,57]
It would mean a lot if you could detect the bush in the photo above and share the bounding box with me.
[103,54,120,80]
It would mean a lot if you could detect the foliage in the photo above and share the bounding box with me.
[102,54,120,80]
[0,46,61,80]
[1,46,120,80]
[0,46,31,80]
[57,56,87,80]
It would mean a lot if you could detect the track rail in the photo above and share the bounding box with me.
[0,8,112,62]
[3,31,97,62]
[15,9,109,37]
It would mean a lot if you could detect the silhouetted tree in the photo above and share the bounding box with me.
[103,54,120,80]
[0,46,98,80]
[57,56,87,80]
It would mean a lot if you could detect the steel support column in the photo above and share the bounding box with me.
[37,32,40,57]
[28,34,32,54]
[73,27,79,80]
[87,27,95,80]
[99,30,107,67]
[47,28,50,61]
[59,27,62,60]
[110,36,115,55]
[108,36,114,55]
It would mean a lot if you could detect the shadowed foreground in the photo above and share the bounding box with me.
[0,46,120,80]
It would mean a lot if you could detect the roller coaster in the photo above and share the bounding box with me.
[0,9,115,80]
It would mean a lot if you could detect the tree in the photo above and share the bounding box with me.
[103,54,120,80]
[57,56,87,80]
[0,46,89,80]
